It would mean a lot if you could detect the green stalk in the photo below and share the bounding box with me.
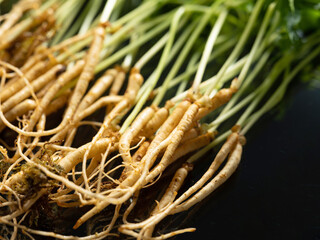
[95,15,172,73]
[152,4,217,106]
[236,55,294,127]
[100,0,118,23]
[134,33,169,70]
[241,44,320,135]
[176,52,201,95]
[137,18,195,100]
[206,4,277,131]
[56,0,162,63]
[78,0,102,34]
[205,0,265,96]
[171,54,247,103]
[120,7,186,133]
[62,3,92,40]
[235,3,275,88]
[51,0,85,45]
[208,50,271,131]
[161,37,236,95]
[99,10,173,61]
[113,0,160,27]
[192,8,228,93]
[0,0,57,50]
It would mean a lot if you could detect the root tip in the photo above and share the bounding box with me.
[73,220,83,230]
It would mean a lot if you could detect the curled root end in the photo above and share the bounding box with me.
[73,219,83,230]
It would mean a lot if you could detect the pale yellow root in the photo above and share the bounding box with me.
[0,60,49,102]
[7,65,66,160]
[91,101,191,209]
[143,163,193,238]
[76,101,193,225]
[25,60,85,136]
[146,133,212,183]
[119,227,195,240]
[10,11,55,68]
[0,99,36,132]
[96,143,112,194]
[143,101,191,151]
[173,138,244,213]
[63,68,118,145]
[36,79,56,98]
[50,95,123,143]
[94,68,144,142]
[180,127,200,144]
[172,132,213,162]
[106,67,126,113]
[0,6,52,51]
[62,23,106,126]
[195,84,237,120]
[45,90,71,116]
[0,217,118,240]
[144,100,203,184]
[23,113,46,159]
[119,131,240,232]
[132,141,150,162]
[1,64,65,114]
[50,30,93,53]
[109,67,126,96]
[0,0,40,37]
[76,68,118,113]
[57,138,116,173]
[1,188,47,221]
[137,106,170,139]
[49,154,103,199]
[122,190,140,224]
[73,163,142,229]
[118,141,150,183]
[119,107,156,163]
[105,101,193,205]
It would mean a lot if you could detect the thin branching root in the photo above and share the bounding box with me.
[0,0,319,239]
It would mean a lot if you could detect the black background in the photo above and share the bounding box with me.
[1,1,319,240]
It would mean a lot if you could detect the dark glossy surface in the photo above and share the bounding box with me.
[175,86,320,240]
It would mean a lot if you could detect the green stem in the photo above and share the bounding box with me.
[241,44,320,135]
[136,17,194,100]
[171,52,247,103]
[120,7,186,133]
[236,54,294,127]
[113,0,160,27]
[51,0,85,45]
[159,37,236,95]
[205,0,265,96]
[95,15,172,73]
[176,53,201,95]
[78,0,102,34]
[100,0,117,23]
[192,8,228,93]
[236,3,275,88]
[134,33,169,70]
[208,50,271,131]
[152,4,217,106]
